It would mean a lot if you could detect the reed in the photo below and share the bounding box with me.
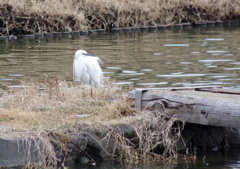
[0,0,239,35]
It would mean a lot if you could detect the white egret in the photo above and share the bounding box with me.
[73,50,103,86]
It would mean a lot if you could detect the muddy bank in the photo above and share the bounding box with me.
[0,0,240,36]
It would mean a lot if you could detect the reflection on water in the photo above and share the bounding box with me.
[1,26,240,168]
[69,148,240,169]
[0,26,240,88]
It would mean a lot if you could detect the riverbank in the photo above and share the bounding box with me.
[0,78,181,168]
[0,0,240,36]
[1,78,240,168]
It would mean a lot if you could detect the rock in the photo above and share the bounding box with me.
[228,128,240,146]
[176,137,187,151]
[181,123,225,151]
[71,133,88,151]
[0,137,45,168]
[7,35,17,40]
[70,123,137,162]
[112,123,137,140]
[0,123,144,168]
[84,127,116,159]
[79,156,90,164]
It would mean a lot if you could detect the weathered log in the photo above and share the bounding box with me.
[128,86,240,129]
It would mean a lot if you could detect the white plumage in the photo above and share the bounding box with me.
[73,50,103,86]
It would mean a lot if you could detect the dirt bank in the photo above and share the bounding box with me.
[0,0,240,36]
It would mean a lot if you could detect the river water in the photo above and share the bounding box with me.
[1,26,240,88]
[70,148,240,169]
[1,26,240,168]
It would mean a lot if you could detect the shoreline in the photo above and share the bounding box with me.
[0,19,239,40]
[1,0,240,37]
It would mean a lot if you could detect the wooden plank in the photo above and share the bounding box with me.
[128,85,222,101]
[197,88,240,95]
[135,89,145,110]
[134,85,222,92]
[128,87,240,128]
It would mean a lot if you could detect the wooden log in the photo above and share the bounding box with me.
[128,86,240,129]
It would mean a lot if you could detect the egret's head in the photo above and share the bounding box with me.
[74,50,87,58]
[74,49,100,59]
[74,50,102,64]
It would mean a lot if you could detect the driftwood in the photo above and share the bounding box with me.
[128,86,240,129]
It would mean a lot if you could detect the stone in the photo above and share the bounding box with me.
[0,137,45,168]
[112,123,137,141]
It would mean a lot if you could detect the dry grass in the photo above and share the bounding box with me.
[0,0,87,34]
[0,77,133,133]
[61,111,182,166]
[0,0,240,35]
[0,77,184,167]
[112,111,183,164]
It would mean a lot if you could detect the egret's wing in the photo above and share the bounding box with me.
[86,57,103,86]
[97,58,103,64]
[73,60,75,80]
[73,59,78,81]
[73,57,90,84]
[99,69,104,86]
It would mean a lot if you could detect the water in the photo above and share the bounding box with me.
[70,148,240,169]
[1,26,240,168]
[1,26,240,88]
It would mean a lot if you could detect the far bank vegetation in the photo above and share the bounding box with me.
[0,0,240,35]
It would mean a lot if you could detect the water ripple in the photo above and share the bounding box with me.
[223,68,240,70]
[163,44,190,47]
[205,38,224,41]
[156,74,206,77]
[205,50,229,53]
[8,74,25,77]
[198,59,234,62]
[106,67,122,70]
[112,82,134,85]
[137,82,168,86]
